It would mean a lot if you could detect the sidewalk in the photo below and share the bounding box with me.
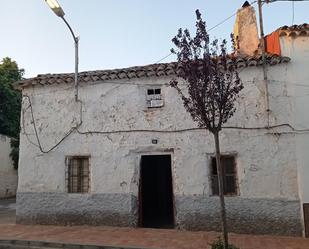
[0,224,309,249]
[0,198,15,225]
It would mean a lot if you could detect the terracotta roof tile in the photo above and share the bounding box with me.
[14,54,290,89]
[278,23,309,37]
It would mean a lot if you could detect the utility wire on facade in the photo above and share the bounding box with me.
[22,93,309,154]
[22,0,309,154]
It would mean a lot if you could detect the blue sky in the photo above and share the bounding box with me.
[1,0,308,78]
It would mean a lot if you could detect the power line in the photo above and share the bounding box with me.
[266,0,309,2]
[22,93,309,154]
[155,53,173,64]
[22,95,81,153]
[20,1,309,153]
[292,1,295,24]
[155,0,308,64]
[206,12,239,33]
[155,1,258,64]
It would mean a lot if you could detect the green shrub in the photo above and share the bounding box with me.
[10,137,19,169]
[210,237,240,249]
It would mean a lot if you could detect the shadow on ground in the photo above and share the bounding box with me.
[0,198,16,224]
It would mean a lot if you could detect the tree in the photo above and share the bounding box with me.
[170,10,243,249]
[0,57,24,169]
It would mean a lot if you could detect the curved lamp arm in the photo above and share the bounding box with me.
[45,0,79,101]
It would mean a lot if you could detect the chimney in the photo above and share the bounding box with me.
[233,1,260,56]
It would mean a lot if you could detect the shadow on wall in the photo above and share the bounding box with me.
[0,134,18,198]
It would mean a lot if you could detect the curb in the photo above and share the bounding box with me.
[0,240,159,249]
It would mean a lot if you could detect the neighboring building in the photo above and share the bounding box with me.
[14,4,309,237]
[0,134,18,198]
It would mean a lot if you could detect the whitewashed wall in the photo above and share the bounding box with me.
[280,36,309,204]
[18,66,299,198]
[16,59,304,235]
[0,134,17,198]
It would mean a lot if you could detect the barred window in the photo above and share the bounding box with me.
[66,156,90,193]
[211,156,238,196]
[146,88,164,108]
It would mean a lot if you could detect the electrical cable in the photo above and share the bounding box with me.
[22,94,309,154]
[155,53,173,64]
[21,0,309,153]
[292,1,295,24]
[22,95,82,153]
[76,125,309,135]
[265,0,309,2]
[155,1,258,64]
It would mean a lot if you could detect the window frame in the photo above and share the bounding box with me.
[65,155,90,194]
[146,87,164,108]
[210,155,239,196]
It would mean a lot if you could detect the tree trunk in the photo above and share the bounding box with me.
[214,131,229,249]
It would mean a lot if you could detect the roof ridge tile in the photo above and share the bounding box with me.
[14,55,290,89]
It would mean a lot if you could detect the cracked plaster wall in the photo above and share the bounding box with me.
[18,69,298,198]
[16,49,306,234]
[280,36,309,206]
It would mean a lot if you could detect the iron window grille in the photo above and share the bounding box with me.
[211,156,238,196]
[66,156,90,193]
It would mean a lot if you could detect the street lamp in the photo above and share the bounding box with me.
[45,0,79,101]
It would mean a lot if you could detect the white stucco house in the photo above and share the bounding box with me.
[14,5,309,237]
[0,134,18,198]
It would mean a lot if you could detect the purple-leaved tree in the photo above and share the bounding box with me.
[170,10,243,249]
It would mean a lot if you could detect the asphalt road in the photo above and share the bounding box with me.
[0,198,16,224]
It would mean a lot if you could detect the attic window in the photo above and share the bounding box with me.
[146,88,163,108]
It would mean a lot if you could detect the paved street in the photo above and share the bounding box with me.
[1,224,309,249]
[0,198,309,249]
[0,198,15,224]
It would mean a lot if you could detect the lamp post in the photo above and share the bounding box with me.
[45,0,79,101]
